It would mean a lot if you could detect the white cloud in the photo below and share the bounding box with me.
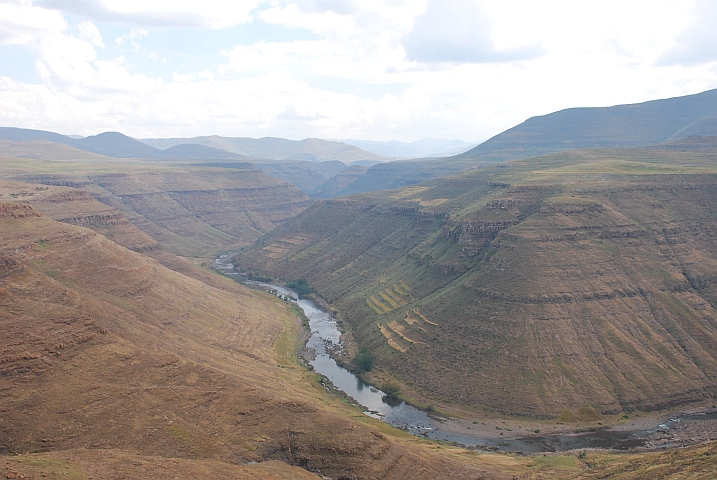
[0,1,66,46]
[36,0,261,28]
[658,0,717,66]
[0,0,716,142]
[403,0,543,64]
[219,41,300,74]
[115,28,148,47]
[78,21,103,48]
[172,72,195,83]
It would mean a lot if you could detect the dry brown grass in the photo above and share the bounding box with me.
[0,203,530,479]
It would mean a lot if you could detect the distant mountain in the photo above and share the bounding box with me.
[326,88,717,197]
[309,164,369,199]
[0,127,82,146]
[253,160,349,194]
[0,128,257,161]
[160,143,251,160]
[0,139,113,161]
[0,128,163,158]
[340,138,476,158]
[140,135,384,163]
[0,127,384,166]
[0,128,361,197]
[457,88,717,163]
[72,132,164,158]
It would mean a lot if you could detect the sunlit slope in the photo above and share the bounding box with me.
[236,147,717,418]
[9,165,313,257]
[0,181,234,289]
[0,204,522,479]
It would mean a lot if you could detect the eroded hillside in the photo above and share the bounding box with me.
[235,147,717,418]
[0,181,238,289]
[8,164,313,257]
[0,202,519,479]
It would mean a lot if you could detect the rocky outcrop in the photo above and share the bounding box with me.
[0,203,42,219]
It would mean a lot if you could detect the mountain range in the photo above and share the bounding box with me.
[328,88,717,197]
[4,88,716,201]
[140,135,385,163]
[0,128,384,164]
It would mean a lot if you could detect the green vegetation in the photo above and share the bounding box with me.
[532,455,580,469]
[247,272,273,282]
[352,347,374,372]
[380,381,401,398]
[286,278,311,295]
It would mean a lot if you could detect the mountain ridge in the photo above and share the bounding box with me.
[140,135,385,163]
[234,144,717,418]
[321,89,717,197]
[457,88,717,162]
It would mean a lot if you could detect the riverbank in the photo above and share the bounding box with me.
[435,404,717,447]
[213,254,717,453]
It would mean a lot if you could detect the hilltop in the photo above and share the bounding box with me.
[457,88,717,163]
[235,144,717,419]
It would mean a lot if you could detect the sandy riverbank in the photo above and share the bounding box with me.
[433,403,717,449]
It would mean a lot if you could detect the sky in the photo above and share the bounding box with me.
[0,0,716,142]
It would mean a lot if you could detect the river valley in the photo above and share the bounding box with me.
[213,253,717,454]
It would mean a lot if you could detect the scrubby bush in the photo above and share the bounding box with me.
[381,381,401,397]
[352,347,373,372]
[286,278,310,295]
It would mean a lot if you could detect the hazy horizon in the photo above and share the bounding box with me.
[1,0,716,142]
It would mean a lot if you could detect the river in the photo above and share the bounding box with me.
[213,253,717,453]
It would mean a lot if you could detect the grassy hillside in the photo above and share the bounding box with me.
[3,169,717,479]
[253,160,349,193]
[0,202,526,479]
[309,164,370,198]
[458,88,717,163]
[235,146,717,419]
[1,159,313,257]
[0,181,237,289]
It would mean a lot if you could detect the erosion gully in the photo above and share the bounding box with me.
[213,253,716,454]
